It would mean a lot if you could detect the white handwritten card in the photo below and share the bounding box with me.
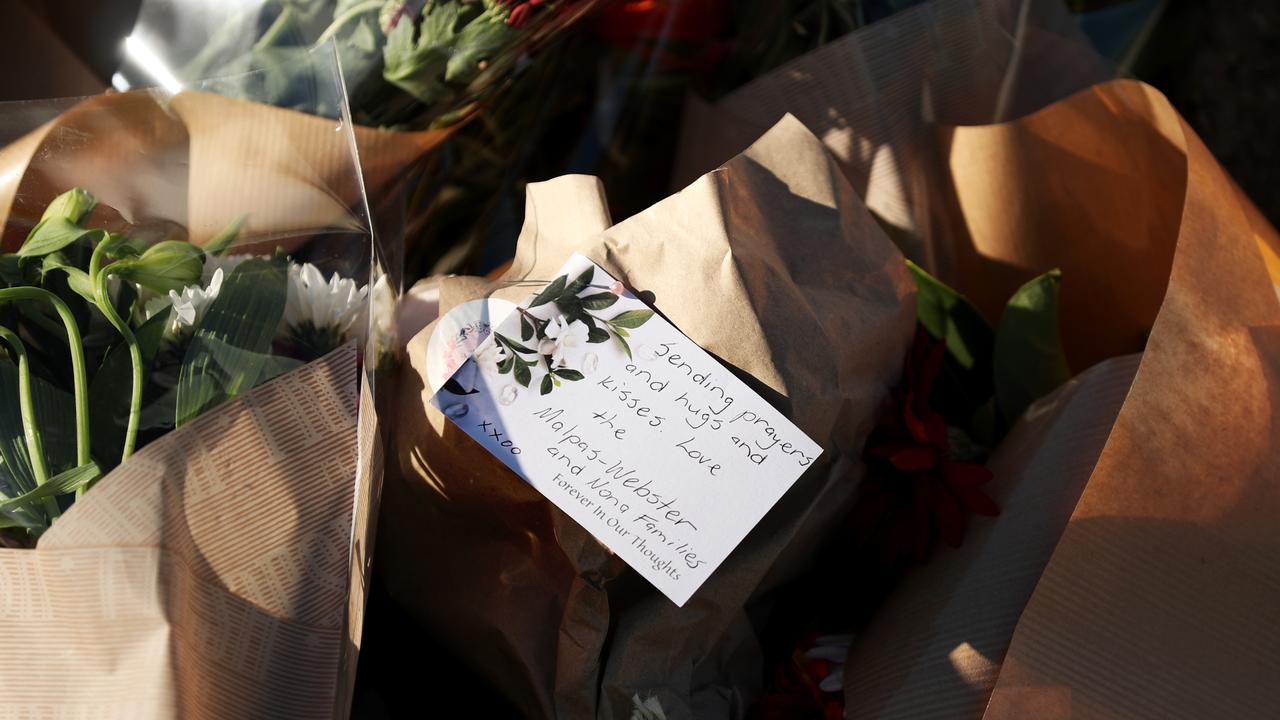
[431,254,822,606]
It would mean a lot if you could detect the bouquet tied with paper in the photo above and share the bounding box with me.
[0,51,389,718]
[386,114,917,716]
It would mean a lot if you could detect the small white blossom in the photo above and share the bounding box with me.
[282,262,369,346]
[476,341,509,373]
[805,634,853,693]
[630,695,667,720]
[542,316,588,367]
[143,268,226,339]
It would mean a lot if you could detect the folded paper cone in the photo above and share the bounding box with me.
[385,115,916,717]
[0,346,374,718]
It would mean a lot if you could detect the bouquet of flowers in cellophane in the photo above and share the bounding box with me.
[0,50,390,719]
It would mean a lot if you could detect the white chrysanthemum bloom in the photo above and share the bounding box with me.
[541,316,589,367]
[805,633,853,693]
[281,262,370,354]
[143,268,226,339]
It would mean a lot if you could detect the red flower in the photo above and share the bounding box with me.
[753,633,846,720]
[592,0,731,71]
[851,329,999,566]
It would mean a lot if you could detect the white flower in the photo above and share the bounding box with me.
[805,634,853,693]
[630,694,666,720]
[143,268,226,339]
[542,316,589,367]
[282,262,369,347]
[475,341,509,373]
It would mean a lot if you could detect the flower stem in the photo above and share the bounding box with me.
[314,0,382,46]
[90,242,143,463]
[254,5,297,51]
[0,326,59,521]
[0,287,90,471]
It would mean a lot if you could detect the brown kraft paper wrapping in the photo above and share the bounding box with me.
[957,81,1280,719]
[832,79,1280,718]
[385,115,917,718]
[0,345,372,719]
[0,89,444,253]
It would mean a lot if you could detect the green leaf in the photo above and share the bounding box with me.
[906,259,993,371]
[0,255,22,286]
[90,309,169,465]
[614,331,632,359]
[586,327,610,344]
[18,218,100,259]
[528,275,567,308]
[560,267,595,299]
[445,15,516,84]
[609,310,654,329]
[553,369,584,381]
[993,269,1070,426]
[205,214,248,257]
[495,332,535,355]
[42,254,96,303]
[520,315,534,341]
[580,292,619,311]
[514,362,531,387]
[175,258,287,427]
[498,353,514,374]
[381,4,457,104]
[109,241,204,294]
[40,188,97,225]
[0,461,100,512]
[539,374,553,395]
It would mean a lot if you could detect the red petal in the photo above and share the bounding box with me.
[955,484,1001,517]
[935,483,968,547]
[924,411,950,450]
[890,446,937,471]
[941,460,994,489]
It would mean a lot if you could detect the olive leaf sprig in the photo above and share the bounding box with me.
[488,266,654,396]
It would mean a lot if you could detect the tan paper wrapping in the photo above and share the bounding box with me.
[672,2,1280,713]
[385,115,917,718]
[842,354,1141,718]
[0,346,372,719]
[959,81,1280,719]
[671,0,1109,259]
[0,89,444,253]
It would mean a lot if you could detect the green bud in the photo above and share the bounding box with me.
[111,241,204,294]
[40,188,97,225]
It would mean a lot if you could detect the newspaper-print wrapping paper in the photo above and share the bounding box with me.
[384,115,917,718]
[673,1,1280,713]
[0,345,370,719]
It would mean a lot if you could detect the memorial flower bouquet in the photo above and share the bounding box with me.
[0,45,390,716]
[0,188,378,542]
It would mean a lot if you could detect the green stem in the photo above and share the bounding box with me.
[90,242,143,463]
[0,287,90,471]
[254,5,297,51]
[0,326,59,521]
[314,0,382,46]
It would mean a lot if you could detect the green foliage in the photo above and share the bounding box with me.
[907,261,1069,447]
